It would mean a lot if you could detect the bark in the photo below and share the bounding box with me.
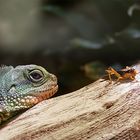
[1,65,140,140]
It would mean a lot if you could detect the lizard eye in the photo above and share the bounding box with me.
[29,70,44,82]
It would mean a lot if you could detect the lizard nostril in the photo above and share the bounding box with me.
[49,74,57,82]
[52,75,57,82]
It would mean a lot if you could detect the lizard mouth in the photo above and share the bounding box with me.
[29,84,58,104]
[40,84,58,100]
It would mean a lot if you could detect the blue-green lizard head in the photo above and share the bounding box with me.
[0,65,58,112]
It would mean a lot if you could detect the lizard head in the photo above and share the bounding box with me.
[1,65,58,112]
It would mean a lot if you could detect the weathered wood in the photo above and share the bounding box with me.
[1,65,140,140]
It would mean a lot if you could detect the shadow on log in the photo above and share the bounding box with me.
[1,65,140,140]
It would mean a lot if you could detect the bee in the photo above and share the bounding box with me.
[106,66,138,82]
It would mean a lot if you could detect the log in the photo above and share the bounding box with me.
[1,65,140,140]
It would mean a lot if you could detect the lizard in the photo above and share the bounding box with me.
[0,64,58,124]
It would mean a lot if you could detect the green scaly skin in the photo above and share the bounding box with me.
[0,65,58,124]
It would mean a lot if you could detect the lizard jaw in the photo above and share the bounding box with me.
[28,84,58,105]
[37,84,58,100]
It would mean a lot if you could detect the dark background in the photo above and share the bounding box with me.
[0,0,140,96]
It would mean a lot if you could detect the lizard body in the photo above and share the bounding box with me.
[0,65,58,124]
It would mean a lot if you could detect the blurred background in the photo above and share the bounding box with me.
[0,0,140,96]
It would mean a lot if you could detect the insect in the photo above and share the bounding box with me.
[106,66,138,82]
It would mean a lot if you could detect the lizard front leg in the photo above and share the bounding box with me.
[0,107,10,124]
